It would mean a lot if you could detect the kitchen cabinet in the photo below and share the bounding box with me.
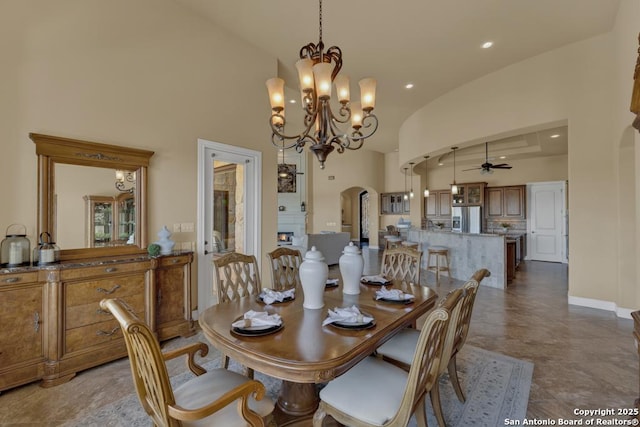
[381,192,410,214]
[485,185,526,219]
[425,189,451,220]
[506,240,516,283]
[452,182,486,206]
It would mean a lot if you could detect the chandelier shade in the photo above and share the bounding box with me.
[266,0,379,169]
[423,155,430,197]
[450,147,459,195]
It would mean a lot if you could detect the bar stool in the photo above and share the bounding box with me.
[385,236,402,249]
[427,246,451,285]
[401,241,419,250]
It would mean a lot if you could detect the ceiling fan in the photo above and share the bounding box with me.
[463,142,512,175]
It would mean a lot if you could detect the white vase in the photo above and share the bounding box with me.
[299,246,328,309]
[339,242,364,295]
[156,225,176,255]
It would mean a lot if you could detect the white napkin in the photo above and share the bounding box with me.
[375,286,414,301]
[322,305,374,326]
[260,288,295,304]
[326,278,339,286]
[231,310,282,329]
[361,275,391,284]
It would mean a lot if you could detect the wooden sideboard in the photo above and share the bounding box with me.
[0,251,194,392]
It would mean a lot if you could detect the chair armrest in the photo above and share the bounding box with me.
[163,342,209,376]
[168,379,267,426]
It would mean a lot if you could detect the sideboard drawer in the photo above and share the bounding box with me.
[66,292,145,330]
[0,271,39,287]
[60,261,148,281]
[65,318,125,354]
[65,273,146,307]
[157,255,190,267]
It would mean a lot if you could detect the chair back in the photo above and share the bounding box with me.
[100,298,177,427]
[381,246,423,283]
[452,268,490,355]
[390,289,462,425]
[266,247,302,290]
[213,252,262,303]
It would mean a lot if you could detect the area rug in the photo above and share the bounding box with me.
[64,343,532,427]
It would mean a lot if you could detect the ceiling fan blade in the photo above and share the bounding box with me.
[463,167,482,171]
[491,164,512,169]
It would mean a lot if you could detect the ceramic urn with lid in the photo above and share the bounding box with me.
[339,242,364,295]
[299,246,328,309]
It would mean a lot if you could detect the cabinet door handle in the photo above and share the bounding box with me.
[34,311,40,332]
[3,277,20,283]
[96,284,121,294]
[157,288,162,304]
[96,326,120,336]
[105,267,118,273]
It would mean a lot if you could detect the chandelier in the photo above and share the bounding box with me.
[115,170,135,194]
[265,0,379,169]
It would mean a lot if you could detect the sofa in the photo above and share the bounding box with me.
[307,232,351,265]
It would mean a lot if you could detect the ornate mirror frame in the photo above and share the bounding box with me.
[30,133,154,260]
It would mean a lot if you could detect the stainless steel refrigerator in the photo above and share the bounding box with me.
[451,206,482,233]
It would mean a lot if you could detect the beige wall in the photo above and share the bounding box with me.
[0,0,278,301]
[398,0,640,313]
[309,149,384,247]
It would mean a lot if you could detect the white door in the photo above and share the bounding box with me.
[527,181,566,263]
[196,139,261,316]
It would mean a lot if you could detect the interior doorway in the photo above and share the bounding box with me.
[527,181,567,263]
[196,139,261,317]
[359,191,370,246]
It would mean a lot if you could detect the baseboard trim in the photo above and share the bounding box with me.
[568,295,633,319]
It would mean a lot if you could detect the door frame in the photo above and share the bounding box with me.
[196,139,262,318]
[526,180,567,264]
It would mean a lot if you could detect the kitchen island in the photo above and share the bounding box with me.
[408,229,512,289]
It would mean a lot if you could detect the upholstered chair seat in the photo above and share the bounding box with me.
[173,368,274,427]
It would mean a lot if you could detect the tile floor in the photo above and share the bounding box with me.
[0,248,636,425]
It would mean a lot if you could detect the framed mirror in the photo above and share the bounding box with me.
[31,133,154,260]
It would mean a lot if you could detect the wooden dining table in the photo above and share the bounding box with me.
[198,279,438,425]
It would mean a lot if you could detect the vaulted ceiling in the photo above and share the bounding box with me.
[174,0,619,160]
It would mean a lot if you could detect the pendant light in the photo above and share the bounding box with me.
[423,155,430,197]
[409,162,415,198]
[451,147,459,195]
[403,167,409,200]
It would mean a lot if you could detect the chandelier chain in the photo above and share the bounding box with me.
[318,0,323,44]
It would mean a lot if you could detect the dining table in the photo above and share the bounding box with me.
[198,278,438,426]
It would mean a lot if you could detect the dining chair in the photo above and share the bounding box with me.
[312,289,462,427]
[100,298,275,427]
[266,247,302,291]
[375,268,491,427]
[213,252,262,377]
[381,246,423,284]
[214,252,262,303]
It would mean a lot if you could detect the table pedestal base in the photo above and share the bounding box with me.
[277,381,318,415]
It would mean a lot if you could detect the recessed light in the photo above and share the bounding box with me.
[438,162,444,166]
[289,99,296,104]
[499,156,506,160]
[405,83,414,89]
[482,41,493,49]
[550,134,560,138]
